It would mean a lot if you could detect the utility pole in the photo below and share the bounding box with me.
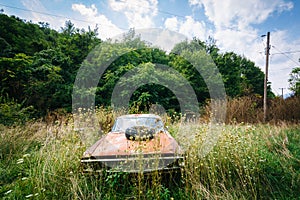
[263,32,270,123]
[279,88,285,98]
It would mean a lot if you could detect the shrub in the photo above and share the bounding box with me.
[0,97,35,126]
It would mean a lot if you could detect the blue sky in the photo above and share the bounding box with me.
[1,0,299,96]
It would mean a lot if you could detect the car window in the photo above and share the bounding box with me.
[112,117,164,132]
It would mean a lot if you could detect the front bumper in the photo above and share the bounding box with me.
[80,153,184,173]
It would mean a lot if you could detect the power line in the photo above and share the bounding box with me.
[272,46,300,66]
[269,46,300,72]
[0,3,129,30]
[272,50,300,55]
[272,87,282,96]
[2,1,297,56]
[0,3,90,23]
[0,1,215,33]
[259,50,300,56]
[0,2,207,29]
[271,67,295,72]
[158,9,189,20]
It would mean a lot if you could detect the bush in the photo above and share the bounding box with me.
[0,97,35,126]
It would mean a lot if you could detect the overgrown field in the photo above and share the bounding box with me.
[0,111,300,199]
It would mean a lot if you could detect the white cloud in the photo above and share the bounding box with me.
[21,1,122,40]
[187,0,294,55]
[21,0,65,29]
[71,3,123,40]
[108,0,158,29]
[178,16,207,40]
[72,4,98,17]
[133,29,187,52]
[164,17,178,31]
[188,0,296,94]
[213,28,299,95]
[214,28,259,56]
[188,0,293,29]
[164,16,209,40]
[188,0,294,60]
[267,31,300,94]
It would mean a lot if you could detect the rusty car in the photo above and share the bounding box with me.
[80,114,184,173]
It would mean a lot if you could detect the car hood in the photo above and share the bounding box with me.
[82,131,183,158]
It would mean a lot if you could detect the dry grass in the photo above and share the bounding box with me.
[203,95,300,124]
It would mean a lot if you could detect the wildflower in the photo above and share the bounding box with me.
[25,194,33,198]
[5,190,12,195]
[17,158,24,164]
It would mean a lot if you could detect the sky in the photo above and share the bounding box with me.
[0,0,300,96]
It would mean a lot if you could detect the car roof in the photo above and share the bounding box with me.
[116,114,162,119]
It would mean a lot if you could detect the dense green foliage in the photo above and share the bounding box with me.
[289,67,300,96]
[0,14,100,122]
[0,13,270,123]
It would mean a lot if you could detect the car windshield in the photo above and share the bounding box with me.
[112,117,164,132]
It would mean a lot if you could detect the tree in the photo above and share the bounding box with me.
[26,49,68,113]
[214,52,267,97]
[288,67,300,96]
[112,62,195,113]
[89,39,167,107]
[0,14,54,56]
[58,20,101,66]
[0,53,32,101]
[0,13,274,120]
[170,39,225,103]
[170,39,268,100]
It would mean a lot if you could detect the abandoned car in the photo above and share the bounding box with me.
[81,114,184,173]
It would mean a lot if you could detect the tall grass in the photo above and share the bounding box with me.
[174,122,300,199]
[204,95,300,124]
[1,108,299,199]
